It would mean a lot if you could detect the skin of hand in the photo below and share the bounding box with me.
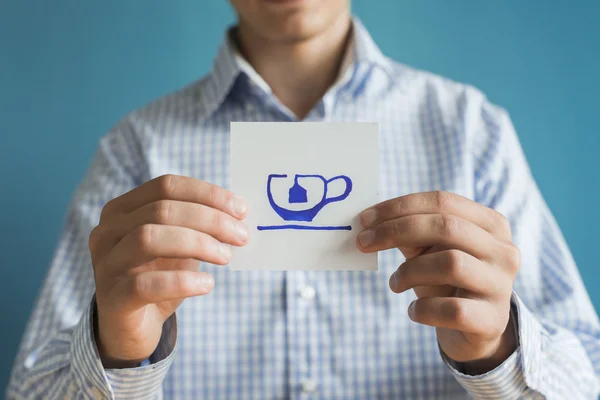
[357,191,520,374]
[89,175,249,368]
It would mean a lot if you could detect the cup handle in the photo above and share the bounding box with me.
[323,175,353,204]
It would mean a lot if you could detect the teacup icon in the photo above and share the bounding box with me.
[265,174,353,222]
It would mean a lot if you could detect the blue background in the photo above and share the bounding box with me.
[1,0,598,391]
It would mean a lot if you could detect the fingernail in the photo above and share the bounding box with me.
[235,222,249,242]
[219,243,232,261]
[389,271,399,292]
[231,196,247,218]
[361,209,378,227]
[408,301,416,320]
[358,229,375,248]
[196,274,214,288]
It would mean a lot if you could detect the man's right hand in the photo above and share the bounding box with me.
[88,175,249,368]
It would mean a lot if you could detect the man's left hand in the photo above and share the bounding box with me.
[357,191,520,374]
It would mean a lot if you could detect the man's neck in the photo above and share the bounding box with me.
[235,13,352,119]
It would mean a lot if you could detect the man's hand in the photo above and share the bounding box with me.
[357,191,519,374]
[89,175,249,368]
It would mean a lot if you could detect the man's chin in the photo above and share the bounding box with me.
[264,14,327,43]
[266,10,349,44]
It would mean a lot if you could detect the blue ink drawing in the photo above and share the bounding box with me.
[257,174,353,231]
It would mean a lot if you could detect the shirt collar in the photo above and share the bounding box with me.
[200,17,396,118]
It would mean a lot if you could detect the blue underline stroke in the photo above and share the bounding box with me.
[257,225,352,231]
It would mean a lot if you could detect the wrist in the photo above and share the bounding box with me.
[93,302,147,369]
[99,355,144,369]
[462,314,518,375]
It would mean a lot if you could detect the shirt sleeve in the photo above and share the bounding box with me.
[443,91,600,399]
[6,115,178,399]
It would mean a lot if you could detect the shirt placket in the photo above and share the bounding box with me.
[286,269,322,399]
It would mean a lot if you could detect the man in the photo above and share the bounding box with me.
[8,0,600,398]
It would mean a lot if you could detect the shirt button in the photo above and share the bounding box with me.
[299,286,316,300]
[301,378,318,393]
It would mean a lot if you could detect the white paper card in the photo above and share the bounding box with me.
[230,122,378,271]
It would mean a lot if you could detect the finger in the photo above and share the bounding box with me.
[408,297,501,336]
[100,174,247,222]
[389,250,507,297]
[91,200,250,261]
[361,191,511,241]
[127,270,214,305]
[105,224,231,274]
[357,214,503,262]
[129,201,249,245]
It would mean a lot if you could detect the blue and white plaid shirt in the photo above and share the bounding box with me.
[8,19,600,400]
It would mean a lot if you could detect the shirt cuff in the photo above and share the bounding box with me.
[70,297,178,399]
[441,292,543,399]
